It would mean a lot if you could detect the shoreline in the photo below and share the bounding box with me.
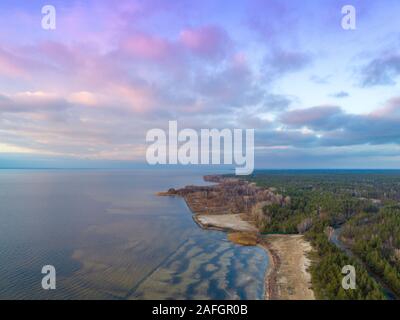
[158,175,315,300]
[260,241,279,300]
[192,212,278,299]
[261,234,315,300]
[192,214,315,300]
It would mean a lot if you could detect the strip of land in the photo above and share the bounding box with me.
[194,214,257,233]
[158,175,315,300]
[261,234,314,300]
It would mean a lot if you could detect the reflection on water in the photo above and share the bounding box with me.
[0,169,268,299]
[131,234,267,300]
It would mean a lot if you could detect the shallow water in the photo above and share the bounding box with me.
[0,169,268,299]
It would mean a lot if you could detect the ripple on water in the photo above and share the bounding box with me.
[130,231,268,300]
[0,170,268,299]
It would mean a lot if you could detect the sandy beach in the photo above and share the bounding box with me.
[262,234,315,300]
[194,214,258,233]
[193,213,315,300]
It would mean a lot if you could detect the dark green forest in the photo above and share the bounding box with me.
[245,170,400,300]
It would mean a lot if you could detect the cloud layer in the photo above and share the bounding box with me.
[1,0,400,168]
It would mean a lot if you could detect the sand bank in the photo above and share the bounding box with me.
[193,214,315,300]
[194,214,257,233]
[262,234,315,300]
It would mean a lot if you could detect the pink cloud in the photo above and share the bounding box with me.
[369,97,400,118]
[280,106,342,126]
[120,33,179,62]
[0,48,29,78]
[180,26,231,59]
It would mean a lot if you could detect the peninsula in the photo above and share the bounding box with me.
[158,175,315,300]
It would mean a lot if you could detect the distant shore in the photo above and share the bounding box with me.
[158,175,315,300]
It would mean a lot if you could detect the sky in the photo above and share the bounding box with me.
[1,0,400,169]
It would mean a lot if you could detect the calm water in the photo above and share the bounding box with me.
[0,169,268,300]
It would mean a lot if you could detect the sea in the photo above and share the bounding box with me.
[0,169,268,300]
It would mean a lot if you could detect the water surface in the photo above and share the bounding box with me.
[0,169,268,299]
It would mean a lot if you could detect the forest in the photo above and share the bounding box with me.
[245,170,400,300]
